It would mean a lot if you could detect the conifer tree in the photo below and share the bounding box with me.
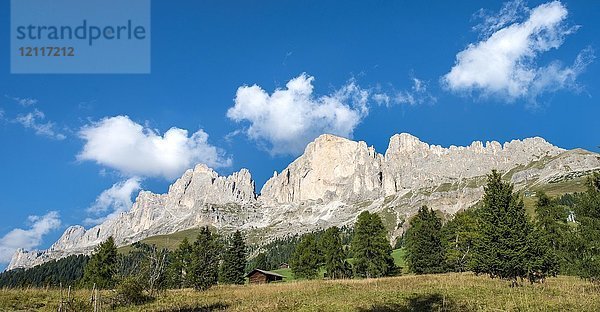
[405,206,446,274]
[290,233,321,279]
[169,237,193,288]
[252,252,270,271]
[81,236,118,289]
[526,227,560,282]
[573,173,600,282]
[442,209,479,272]
[535,192,568,238]
[473,170,532,284]
[320,226,351,279]
[188,227,221,290]
[530,192,564,277]
[0,255,88,288]
[351,211,397,278]
[219,230,247,285]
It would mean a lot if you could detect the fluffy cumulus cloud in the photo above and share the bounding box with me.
[0,212,61,263]
[84,177,142,226]
[78,115,231,180]
[227,73,369,155]
[442,0,594,102]
[15,109,66,140]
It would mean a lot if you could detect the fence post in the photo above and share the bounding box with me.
[94,287,98,312]
[58,283,63,312]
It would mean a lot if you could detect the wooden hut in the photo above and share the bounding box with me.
[279,262,290,269]
[246,269,284,284]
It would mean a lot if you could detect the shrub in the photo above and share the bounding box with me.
[116,276,151,305]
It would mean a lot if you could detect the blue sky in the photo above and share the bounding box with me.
[0,0,598,265]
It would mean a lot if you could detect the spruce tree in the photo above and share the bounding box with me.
[526,227,560,282]
[81,236,118,289]
[573,173,600,282]
[473,170,532,283]
[169,237,193,288]
[530,192,564,277]
[188,227,221,290]
[320,226,351,279]
[219,230,247,285]
[290,233,321,279]
[351,211,397,278]
[442,209,479,272]
[535,192,570,250]
[405,206,446,274]
[252,252,270,271]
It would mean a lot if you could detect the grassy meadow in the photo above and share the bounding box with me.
[2,273,600,311]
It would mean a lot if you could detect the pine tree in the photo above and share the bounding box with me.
[405,206,446,274]
[168,237,193,288]
[81,236,118,289]
[442,209,479,272]
[526,228,559,283]
[535,192,569,250]
[188,227,221,290]
[320,226,351,279]
[351,211,397,278]
[530,192,564,277]
[252,252,270,270]
[573,173,600,282]
[290,233,321,279]
[219,230,247,285]
[472,170,532,284]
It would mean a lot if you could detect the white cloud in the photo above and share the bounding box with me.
[0,212,61,263]
[372,93,391,106]
[472,0,528,37]
[227,73,369,155]
[443,0,593,102]
[15,109,66,140]
[77,116,231,179]
[84,177,142,225]
[395,78,437,106]
[5,95,38,107]
[14,97,38,107]
[374,77,436,107]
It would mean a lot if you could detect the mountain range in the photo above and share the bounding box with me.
[7,133,600,270]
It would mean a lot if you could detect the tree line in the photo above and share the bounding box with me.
[77,228,247,296]
[403,170,600,285]
[246,226,353,272]
[0,254,88,288]
[289,210,398,279]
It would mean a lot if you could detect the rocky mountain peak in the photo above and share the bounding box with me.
[6,133,598,271]
[387,133,428,153]
[260,134,383,204]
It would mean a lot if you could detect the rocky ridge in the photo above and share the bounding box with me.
[7,133,600,270]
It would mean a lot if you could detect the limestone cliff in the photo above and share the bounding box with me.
[261,134,384,204]
[7,164,259,270]
[7,133,600,270]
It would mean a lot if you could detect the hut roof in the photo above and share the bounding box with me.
[245,269,284,278]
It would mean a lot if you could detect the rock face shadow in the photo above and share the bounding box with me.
[357,293,473,312]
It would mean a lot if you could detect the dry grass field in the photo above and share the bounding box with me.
[1,273,600,311]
